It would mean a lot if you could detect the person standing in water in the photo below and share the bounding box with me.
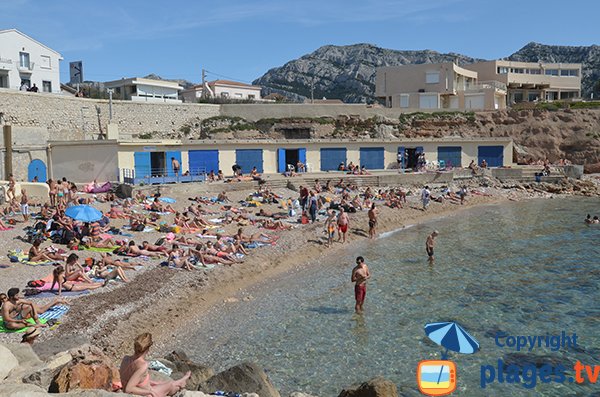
[351,256,370,314]
[426,230,439,261]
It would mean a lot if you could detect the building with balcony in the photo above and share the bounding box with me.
[181,80,262,103]
[464,60,581,104]
[0,29,62,92]
[104,77,183,103]
[375,62,507,111]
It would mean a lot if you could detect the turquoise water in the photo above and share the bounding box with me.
[181,198,600,396]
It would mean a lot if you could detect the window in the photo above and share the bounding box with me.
[19,52,30,68]
[497,67,509,74]
[528,93,540,102]
[528,68,541,75]
[248,94,255,99]
[40,55,51,69]
[42,81,52,93]
[510,68,524,74]
[234,93,243,98]
[425,71,440,84]
[221,92,229,98]
[560,69,578,77]
[545,69,559,76]
[400,94,409,108]
[115,87,121,94]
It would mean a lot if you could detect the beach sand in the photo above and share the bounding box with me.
[0,176,594,364]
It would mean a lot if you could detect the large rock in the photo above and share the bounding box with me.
[198,361,280,397]
[47,345,119,393]
[21,351,72,391]
[338,377,398,397]
[0,343,43,370]
[0,381,50,397]
[162,350,214,390]
[49,362,116,393]
[290,393,319,397]
[0,344,19,381]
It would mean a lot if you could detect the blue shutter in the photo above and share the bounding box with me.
[320,148,347,171]
[360,147,385,170]
[134,152,151,178]
[277,149,286,173]
[165,151,182,176]
[437,147,462,168]
[189,150,219,175]
[299,148,307,165]
[236,149,263,174]
[478,146,504,167]
[416,146,424,154]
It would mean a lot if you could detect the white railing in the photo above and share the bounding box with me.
[17,61,35,72]
[463,80,507,92]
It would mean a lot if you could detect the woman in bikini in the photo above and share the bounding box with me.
[28,239,65,262]
[168,244,194,270]
[100,253,140,270]
[48,179,57,207]
[91,259,130,284]
[120,333,190,396]
[50,265,103,296]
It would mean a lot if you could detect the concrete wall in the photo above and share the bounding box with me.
[49,141,119,183]
[220,103,437,121]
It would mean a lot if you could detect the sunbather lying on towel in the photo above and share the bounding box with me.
[100,253,140,270]
[236,227,275,244]
[257,209,288,220]
[168,245,194,271]
[127,241,166,258]
[91,260,130,284]
[51,265,104,296]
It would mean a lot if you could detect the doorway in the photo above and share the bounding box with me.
[277,148,307,173]
[406,148,419,170]
[150,152,166,176]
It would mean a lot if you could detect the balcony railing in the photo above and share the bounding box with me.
[462,80,507,93]
[18,62,35,72]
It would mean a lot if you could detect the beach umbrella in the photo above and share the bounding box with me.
[424,321,480,356]
[65,205,103,222]
[424,321,479,385]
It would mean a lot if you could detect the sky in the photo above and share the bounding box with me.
[1,0,598,85]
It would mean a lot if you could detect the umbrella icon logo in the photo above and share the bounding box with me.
[417,322,480,396]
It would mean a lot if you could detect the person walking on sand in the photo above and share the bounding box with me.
[324,209,336,247]
[426,230,439,261]
[120,333,190,396]
[337,207,349,243]
[421,185,431,210]
[7,173,16,201]
[351,256,370,314]
[368,203,378,239]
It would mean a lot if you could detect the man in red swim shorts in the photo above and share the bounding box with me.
[351,256,370,314]
[337,207,350,244]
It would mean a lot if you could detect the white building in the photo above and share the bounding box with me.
[0,29,62,93]
[181,80,262,103]
[104,77,183,103]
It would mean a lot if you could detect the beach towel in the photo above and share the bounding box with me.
[159,197,176,203]
[80,246,119,253]
[0,317,47,333]
[123,225,155,233]
[35,290,90,299]
[7,250,59,266]
[38,305,70,321]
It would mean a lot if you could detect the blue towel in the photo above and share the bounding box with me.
[39,305,70,321]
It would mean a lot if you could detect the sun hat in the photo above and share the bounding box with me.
[22,327,41,341]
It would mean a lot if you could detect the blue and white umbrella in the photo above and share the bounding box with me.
[424,321,480,356]
[424,321,479,385]
[65,205,103,222]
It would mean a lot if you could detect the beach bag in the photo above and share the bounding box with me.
[301,213,309,224]
[27,279,45,288]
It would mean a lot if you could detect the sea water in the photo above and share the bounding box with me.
[181,198,600,396]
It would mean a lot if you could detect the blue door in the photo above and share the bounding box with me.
[437,147,462,168]
[27,159,47,182]
[165,151,182,176]
[478,146,504,167]
[360,147,385,170]
[320,148,347,171]
[134,152,151,178]
[189,150,219,175]
[236,149,263,174]
[298,148,307,165]
[277,149,286,173]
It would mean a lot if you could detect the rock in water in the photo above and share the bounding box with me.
[0,344,19,381]
[198,361,280,397]
[338,376,398,397]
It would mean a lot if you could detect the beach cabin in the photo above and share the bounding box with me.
[47,137,513,183]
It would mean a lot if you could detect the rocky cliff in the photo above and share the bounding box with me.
[254,43,600,103]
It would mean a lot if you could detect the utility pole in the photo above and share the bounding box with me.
[201,68,207,99]
[310,77,315,104]
[107,88,114,121]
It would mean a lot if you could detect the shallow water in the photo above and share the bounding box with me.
[181,198,600,396]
